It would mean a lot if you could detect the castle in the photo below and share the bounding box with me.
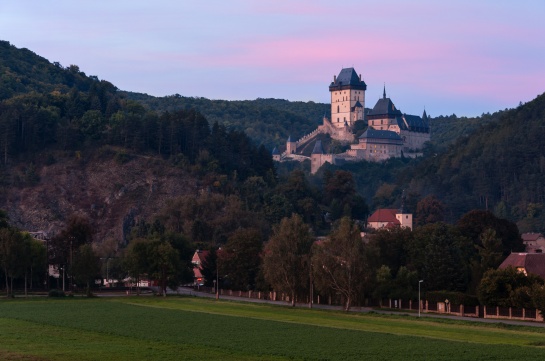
[272,67,431,174]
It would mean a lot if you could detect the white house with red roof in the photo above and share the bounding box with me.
[367,208,413,230]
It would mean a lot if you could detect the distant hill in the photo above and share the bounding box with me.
[122,92,330,150]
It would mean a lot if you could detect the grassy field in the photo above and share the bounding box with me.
[1,296,545,360]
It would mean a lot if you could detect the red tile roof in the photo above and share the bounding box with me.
[499,253,545,279]
[368,209,400,224]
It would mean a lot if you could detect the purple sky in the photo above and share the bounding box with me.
[1,0,544,116]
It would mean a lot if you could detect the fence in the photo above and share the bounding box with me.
[193,286,544,323]
[381,299,542,322]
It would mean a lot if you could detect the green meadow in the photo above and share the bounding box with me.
[1,296,545,360]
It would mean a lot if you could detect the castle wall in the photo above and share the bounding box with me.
[399,129,430,151]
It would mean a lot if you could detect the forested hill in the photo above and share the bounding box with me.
[0,40,97,99]
[123,92,330,149]
[400,92,545,232]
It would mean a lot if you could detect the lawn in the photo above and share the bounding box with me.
[1,296,545,360]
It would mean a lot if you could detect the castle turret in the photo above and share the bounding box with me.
[329,68,367,128]
[286,135,297,154]
[272,147,281,161]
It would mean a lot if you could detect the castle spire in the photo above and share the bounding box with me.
[383,83,386,99]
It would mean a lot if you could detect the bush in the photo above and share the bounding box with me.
[425,291,479,306]
[48,289,66,297]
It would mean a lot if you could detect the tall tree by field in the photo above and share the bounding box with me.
[312,217,369,311]
[49,215,94,290]
[0,227,24,296]
[263,214,313,306]
[218,228,263,291]
[72,244,100,296]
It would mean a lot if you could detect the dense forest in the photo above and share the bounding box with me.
[123,92,330,150]
[397,94,545,231]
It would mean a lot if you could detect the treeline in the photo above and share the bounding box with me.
[123,92,330,150]
[0,40,97,100]
[0,90,275,184]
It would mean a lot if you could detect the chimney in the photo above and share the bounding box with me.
[359,74,362,81]
[333,75,336,83]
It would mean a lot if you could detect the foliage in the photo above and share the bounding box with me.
[263,214,314,306]
[415,195,445,226]
[72,244,100,296]
[47,289,66,297]
[218,228,263,291]
[477,266,544,308]
[123,92,330,150]
[409,223,470,292]
[312,217,369,310]
[403,93,545,231]
[425,291,480,307]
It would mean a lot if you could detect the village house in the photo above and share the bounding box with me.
[521,233,545,253]
[192,249,209,286]
[499,252,545,278]
[367,208,413,231]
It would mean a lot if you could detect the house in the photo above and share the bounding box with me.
[499,253,545,278]
[521,233,545,253]
[192,250,209,286]
[367,208,413,230]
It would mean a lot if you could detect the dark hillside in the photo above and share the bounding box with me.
[402,93,545,231]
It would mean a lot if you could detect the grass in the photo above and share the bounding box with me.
[0,296,545,360]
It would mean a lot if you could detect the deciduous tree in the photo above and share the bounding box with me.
[312,217,369,311]
[263,214,313,306]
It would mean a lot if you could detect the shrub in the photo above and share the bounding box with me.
[48,289,66,297]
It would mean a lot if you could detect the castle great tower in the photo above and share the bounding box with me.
[329,68,367,128]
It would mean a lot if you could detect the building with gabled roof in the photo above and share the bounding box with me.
[521,233,545,253]
[367,208,413,230]
[499,253,545,278]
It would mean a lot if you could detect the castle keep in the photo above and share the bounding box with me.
[275,67,431,173]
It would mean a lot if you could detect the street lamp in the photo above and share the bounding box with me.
[215,261,219,300]
[418,280,424,317]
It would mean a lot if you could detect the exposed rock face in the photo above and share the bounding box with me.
[2,152,196,243]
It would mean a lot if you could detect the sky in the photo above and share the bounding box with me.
[1,0,544,117]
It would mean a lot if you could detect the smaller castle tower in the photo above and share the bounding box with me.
[286,135,297,154]
[272,147,281,161]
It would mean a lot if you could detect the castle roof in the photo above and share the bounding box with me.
[329,68,367,91]
[368,97,402,117]
[359,128,403,142]
[354,100,363,108]
[401,114,430,133]
[287,135,294,142]
[272,147,280,155]
[312,140,325,154]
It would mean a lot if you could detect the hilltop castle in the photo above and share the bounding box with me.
[273,67,430,174]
